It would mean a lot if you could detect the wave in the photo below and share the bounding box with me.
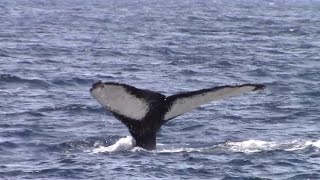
[39,104,104,114]
[92,138,320,154]
[0,73,97,88]
[47,136,111,153]
[179,69,198,76]
[0,141,19,149]
[0,74,50,88]
[0,49,10,57]
[5,104,105,117]
[50,77,95,86]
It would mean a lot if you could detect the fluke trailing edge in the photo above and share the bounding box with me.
[90,81,265,150]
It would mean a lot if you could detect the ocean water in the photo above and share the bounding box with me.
[1,0,320,179]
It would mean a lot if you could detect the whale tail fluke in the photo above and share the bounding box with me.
[90,82,265,150]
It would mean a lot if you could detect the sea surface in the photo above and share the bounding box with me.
[1,0,320,179]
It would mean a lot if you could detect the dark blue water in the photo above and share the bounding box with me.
[1,0,320,179]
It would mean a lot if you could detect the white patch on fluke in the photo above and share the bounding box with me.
[90,84,149,120]
[164,85,257,120]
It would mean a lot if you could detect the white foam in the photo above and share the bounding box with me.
[92,136,136,153]
[226,139,279,153]
[226,139,320,153]
[312,140,320,148]
[150,139,320,154]
[156,147,205,153]
[286,139,320,151]
[92,138,320,154]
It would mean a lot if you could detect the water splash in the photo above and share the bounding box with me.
[92,136,136,153]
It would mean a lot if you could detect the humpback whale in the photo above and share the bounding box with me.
[90,81,265,150]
